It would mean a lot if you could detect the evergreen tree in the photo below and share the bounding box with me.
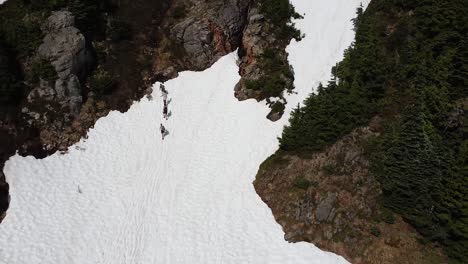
[379,98,442,233]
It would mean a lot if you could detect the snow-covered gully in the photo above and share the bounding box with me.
[0,1,368,263]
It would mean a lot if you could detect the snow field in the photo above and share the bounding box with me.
[0,1,369,263]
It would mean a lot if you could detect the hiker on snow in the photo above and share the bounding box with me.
[160,124,166,140]
[163,104,168,120]
[159,83,166,93]
[160,84,169,98]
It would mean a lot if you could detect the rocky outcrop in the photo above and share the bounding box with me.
[39,11,91,113]
[233,3,296,121]
[234,6,292,102]
[24,11,93,131]
[154,0,250,79]
[234,8,267,101]
[254,119,447,263]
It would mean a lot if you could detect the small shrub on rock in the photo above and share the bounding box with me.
[370,226,381,237]
[322,163,337,175]
[172,5,187,19]
[90,67,115,97]
[108,18,132,41]
[294,177,311,190]
[29,58,57,83]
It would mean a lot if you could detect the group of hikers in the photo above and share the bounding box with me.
[159,83,169,140]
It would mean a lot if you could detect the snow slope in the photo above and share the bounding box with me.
[0,1,369,263]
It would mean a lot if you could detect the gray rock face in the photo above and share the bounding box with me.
[207,1,247,42]
[315,192,337,222]
[29,11,93,117]
[171,18,214,69]
[156,0,249,76]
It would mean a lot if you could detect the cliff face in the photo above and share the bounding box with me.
[0,0,299,220]
[154,0,250,78]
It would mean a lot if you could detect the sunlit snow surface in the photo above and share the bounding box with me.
[0,1,369,263]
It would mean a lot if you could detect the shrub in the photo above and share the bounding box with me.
[108,18,132,41]
[244,48,295,98]
[380,208,396,224]
[0,4,44,57]
[322,164,337,175]
[293,177,311,190]
[29,58,57,83]
[271,101,285,113]
[0,44,22,104]
[89,67,115,97]
[259,0,302,41]
[370,226,381,237]
[68,0,106,34]
[172,5,187,19]
[245,79,261,91]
